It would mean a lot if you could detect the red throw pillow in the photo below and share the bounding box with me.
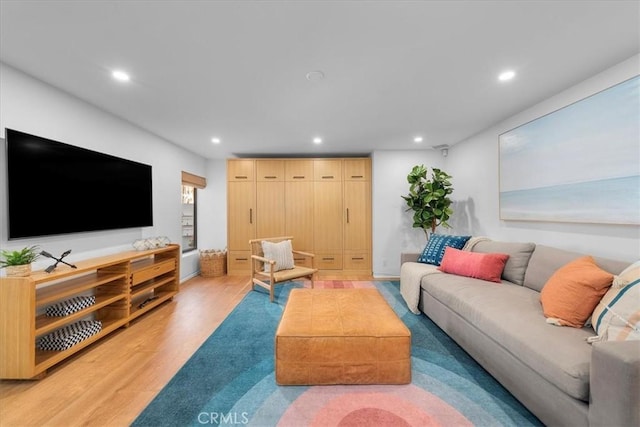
[438,247,510,283]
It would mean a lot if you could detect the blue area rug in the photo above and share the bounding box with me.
[133,281,542,426]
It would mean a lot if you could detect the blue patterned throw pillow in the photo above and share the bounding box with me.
[417,234,472,265]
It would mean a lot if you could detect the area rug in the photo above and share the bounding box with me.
[133,281,542,426]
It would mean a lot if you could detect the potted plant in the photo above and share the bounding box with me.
[0,245,41,277]
[401,165,454,239]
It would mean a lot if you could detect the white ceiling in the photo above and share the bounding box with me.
[1,1,638,160]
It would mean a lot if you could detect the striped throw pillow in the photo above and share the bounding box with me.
[591,261,640,341]
[417,234,471,266]
[262,240,295,272]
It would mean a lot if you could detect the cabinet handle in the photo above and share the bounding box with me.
[322,257,335,261]
[352,257,364,260]
[293,175,305,179]
[264,175,277,179]
[346,208,350,223]
[236,257,248,261]
[351,175,364,178]
[322,175,334,179]
[235,175,248,179]
[249,208,253,224]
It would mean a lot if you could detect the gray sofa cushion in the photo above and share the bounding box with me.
[523,245,628,292]
[471,240,535,286]
[420,274,594,401]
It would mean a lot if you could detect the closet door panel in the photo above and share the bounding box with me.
[227,181,255,250]
[314,181,343,251]
[256,181,285,238]
[285,181,314,251]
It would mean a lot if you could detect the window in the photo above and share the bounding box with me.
[181,171,206,253]
[181,185,197,252]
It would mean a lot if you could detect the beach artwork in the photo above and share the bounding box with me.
[499,75,639,224]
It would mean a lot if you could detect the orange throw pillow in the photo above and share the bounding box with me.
[540,256,614,328]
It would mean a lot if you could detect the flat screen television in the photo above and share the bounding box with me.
[5,128,153,239]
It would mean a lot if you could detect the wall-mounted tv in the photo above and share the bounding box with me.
[5,128,153,239]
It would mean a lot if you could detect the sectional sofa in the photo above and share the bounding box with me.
[400,239,639,427]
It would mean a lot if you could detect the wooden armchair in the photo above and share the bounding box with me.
[250,236,317,302]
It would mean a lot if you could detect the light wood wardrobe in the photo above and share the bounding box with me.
[226,157,372,276]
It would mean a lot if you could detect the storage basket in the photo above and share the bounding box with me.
[200,249,227,277]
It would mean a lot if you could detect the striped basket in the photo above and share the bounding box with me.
[36,320,102,351]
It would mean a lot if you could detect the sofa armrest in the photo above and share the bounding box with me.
[589,340,640,427]
[401,252,420,264]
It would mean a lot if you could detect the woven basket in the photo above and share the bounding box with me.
[200,250,227,277]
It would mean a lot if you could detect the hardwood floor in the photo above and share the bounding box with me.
[0,273,374,426]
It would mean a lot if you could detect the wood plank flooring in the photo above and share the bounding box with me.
[0,273,373,426]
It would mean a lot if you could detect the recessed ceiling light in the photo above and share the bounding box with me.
[306,71,325,82]
[498,70,516,82]
[211,137,221,144]
[313,137,322,144]
[414,136,423,143]
[111,70,131,82]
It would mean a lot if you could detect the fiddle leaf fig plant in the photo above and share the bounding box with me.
[0,245,41,268]
[401,165,454,239]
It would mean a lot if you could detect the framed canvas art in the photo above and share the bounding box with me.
[499,75,639,225]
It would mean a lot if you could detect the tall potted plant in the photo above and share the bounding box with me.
[0,246,41,277]
[401,165,454,239]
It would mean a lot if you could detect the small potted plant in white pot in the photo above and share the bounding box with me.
[0,246,41,277]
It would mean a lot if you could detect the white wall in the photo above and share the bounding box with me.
[0,63,207,279]
[371,55,639,277]
[446,55,639,263]
[199,159,228,250]
[372,150,448,277]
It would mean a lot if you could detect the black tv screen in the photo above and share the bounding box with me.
[6,129,153,239]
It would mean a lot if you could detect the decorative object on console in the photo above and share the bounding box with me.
[145,238,160,249]
[401,164,454,239]
[133,239,147,251]
[133,237,171,251]
[0,245,41,277]
[540,256,614,328]
[40,249,77,273]
[438,247,510,283]
[417,234,471,266]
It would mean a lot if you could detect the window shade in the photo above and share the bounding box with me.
[181,171,206,189]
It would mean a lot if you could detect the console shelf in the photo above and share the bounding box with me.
[0,244,180,379]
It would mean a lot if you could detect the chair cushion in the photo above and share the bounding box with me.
[271,266,317,282]
[261,239,294,271]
